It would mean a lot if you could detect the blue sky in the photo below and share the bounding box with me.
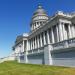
[0,0,75,58]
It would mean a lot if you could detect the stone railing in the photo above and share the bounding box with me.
[68,38,75,47]
[52,41,65,50]
[28,47,44,55]
[52,38,75,50]
[16,52,25,57]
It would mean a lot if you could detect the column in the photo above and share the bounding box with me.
[23,40,24,52]
[26,40,29,51]
[31,40,32,50]
[68,24,72,38]
[28,40,30,50]
[34,23,35,29]
[36,22,38,28]
[37,35,40,48]
[24,40,28,63]
[43,32,46,45]
[74,25,75,37]
[33,38,34,49]
[30,39,32,50]
[62,23,66,40]
[35,22,36,28]
[32,25,34,30]
[29,40,31,50]
[58,22,63,41]
[39,22,40,26]
[35,37,37,49]
[51,27,54,43]
[30,40,32,50]
[56,25,59,42]
[27,40,29,50]
[31,39,33,50]
[47,30,50,44]
[33,24,34,30]
[71,24,75,38]
[40,34,43,47]
[34,38,35,49]
[36,37,38,48]
[31,25,32,31]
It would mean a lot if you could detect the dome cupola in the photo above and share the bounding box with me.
[30,5,49,31]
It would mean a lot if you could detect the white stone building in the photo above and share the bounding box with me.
[13,5,75,67]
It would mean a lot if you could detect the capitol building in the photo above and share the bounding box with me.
[12,5,75,67]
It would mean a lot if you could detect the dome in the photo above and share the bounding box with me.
[30,5,49,31]
[32,5,48,20]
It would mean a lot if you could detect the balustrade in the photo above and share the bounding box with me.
[28,46,44,54]
[52,38,75,50]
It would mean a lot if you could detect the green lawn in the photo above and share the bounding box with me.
[0,61,75,75]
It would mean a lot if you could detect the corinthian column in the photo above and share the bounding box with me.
[28,40,30,50]
[23,40,24,52]
[32,38,34,50]
[47,30,50,44]
[56,25,59,42]
[51,27,54,43]
[58,22,63,41]
[68,24,72,38]
[31,40,32,50]
[37,36,40,48]
[43,32,46,45]
[62,23,66,40]
[71,24,75,38]
[35,37,37,49]
[40,34,43,47]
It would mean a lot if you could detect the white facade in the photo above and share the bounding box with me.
[13,5,75,67]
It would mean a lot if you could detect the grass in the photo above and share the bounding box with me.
[0,61,75,75]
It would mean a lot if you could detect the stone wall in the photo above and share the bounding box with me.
[51,48,75,67]
[27,53,44,64]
